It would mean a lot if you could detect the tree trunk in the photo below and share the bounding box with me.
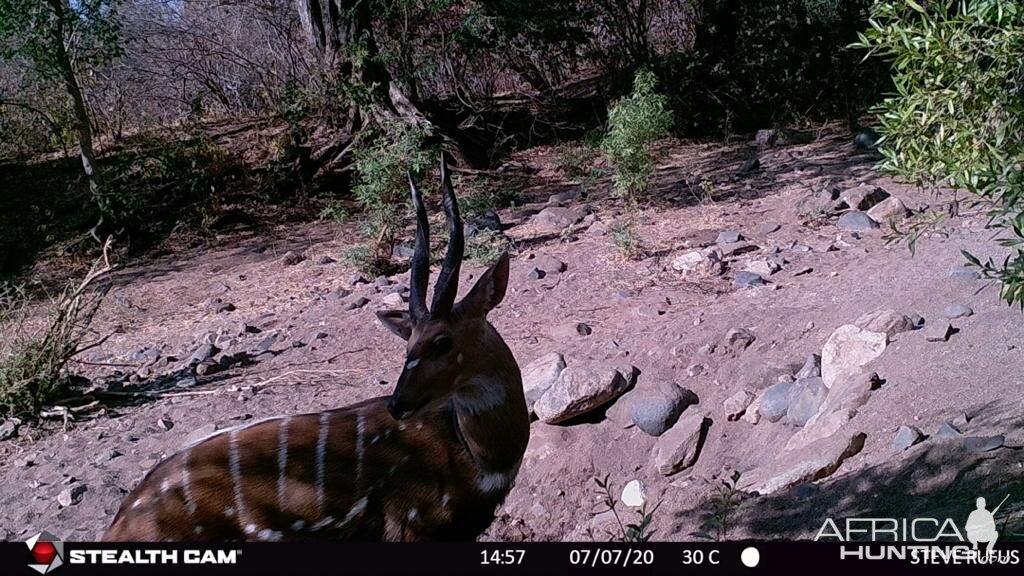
[47,0,104,217]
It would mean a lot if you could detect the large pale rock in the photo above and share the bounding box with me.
[866,196,910,223]
[840,185,890,211]
[744,431,867,495]
[671,248,724,277]
[821,324,887,388]
[652,412,710,475]
[785,408,855,452]
[521,352,567,414]
[607,382,698,436]
[785,377,828,427]
[854,309,916,338]
[812,370,878,421]
[534,365,633,424]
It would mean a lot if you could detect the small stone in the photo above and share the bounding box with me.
[344,297,370,311]
[840,185,890,211]
[785,377,827,427]
[854,129,880,150]
[349,273,369,285]
[0,418,20,441]
[94,449,122,465]
[671,249,724,277]
[744,258,781,277]
[795,354,821,379]
[534,255,567,275]
[949,266,981,280]
[722,328,756,355]
[532,206,582,230]
[14,454,35,467]
[791,243,812,253]
[734,271,766,288]
[793,266,814,276]
[687,364,705,378]
[757,222,781,235]
[381,292,405,307]
[962,435,1004,453]
[189,343,219,365]
[759,381,795,423]
[528,268,547,280]
[57,484,87,507]
[195,361,221,376]
[620,480,646,507]
[724,390,755,421]
[837,211,880,231]
[281,251,304,266]
[392,244,416,259]
[652,412,710,475]
[935,422,962,439]
[574,323,593,336]
[735,158,760,177]
[923,321,954,342]
[892,425,924,452]
[943,304,973,319]
[207,298,236,314]
[636,302,667,318]
[157,417,174,431]
[374,275,392,287]
[855,309,916,338]
[315,254,336,265]
[717,230,744,244]
[866,196,910,223]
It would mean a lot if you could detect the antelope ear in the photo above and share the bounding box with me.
[376,310,415,341]
[454,252,510,318]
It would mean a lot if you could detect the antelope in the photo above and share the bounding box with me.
[102,156,529,541]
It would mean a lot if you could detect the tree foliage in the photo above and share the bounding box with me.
[854,0,1024,308]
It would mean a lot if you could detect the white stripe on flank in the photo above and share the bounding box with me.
[277,417,291,510]
[181,450,198,515]
[355,409,366,489]
[229,429,246,521]
[181,415,284,451]
[315,412,330,513]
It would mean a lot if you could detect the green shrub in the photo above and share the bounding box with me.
[602,70,672,202]
[854,0,1024,308]
[352,117,434,268]
[465,231,511,266]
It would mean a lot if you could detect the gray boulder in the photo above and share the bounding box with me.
[759,381,796,423]
[837,211,880,231]
[785,377,828,427]
[892,425,924,452]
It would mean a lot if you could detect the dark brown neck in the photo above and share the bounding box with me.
[450,324,528,475]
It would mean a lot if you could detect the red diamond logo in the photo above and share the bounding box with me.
[31,541,57,565]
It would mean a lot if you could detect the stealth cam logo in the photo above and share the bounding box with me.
[25,531,64,574]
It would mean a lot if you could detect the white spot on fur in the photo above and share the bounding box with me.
[457,353,464,364]
[398,422,406,431]
[160,480,171,493]
[132,498,144,509]
[244,523,257,535]
[194,526,204,535]
[258,528,283,541]
[408,508,418,521]
[415,422,423,430]
[181,451,197,515]
[441,493,451,507]
[291,520,306,531]
[405,358,420,369]
[310,516,335,531]
[225,507,236,517]
[476,471,512,493]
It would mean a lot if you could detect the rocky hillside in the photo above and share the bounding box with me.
[1,129,1022,542]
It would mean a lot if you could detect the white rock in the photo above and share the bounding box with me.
[821,324,887,388]
[652,411,709,475]
[671,248,723,277]
[620,480,646,507]
[521,352,567,414]
[534,366,632,424]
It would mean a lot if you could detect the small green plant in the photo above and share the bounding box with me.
[458,183,521,219]
[465,231,510,266]
[342,243,389,277]
[352,117,434,267]
[610,219,645,259]
[693,471,744,541]
[853,0,1024,308]
[0,241,114,418]
[698,177,716,204]
[591,475,662,542]
[319,200,350,224]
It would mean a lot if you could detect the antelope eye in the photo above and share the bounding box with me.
[430,335,453,357]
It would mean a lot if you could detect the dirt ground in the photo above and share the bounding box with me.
[2,129,1022,543]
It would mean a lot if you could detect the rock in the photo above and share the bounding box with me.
[374,275,392,287]
[795,354,821,379]
[547,189,579,205]
[391,244,416,259]
[722,328,756,356]
[465,211,502,236]
[759,381,795,423]
[586,221,610,237]
[720,241,758,257]
[636,302,667,318]
[855,309,916,338]
[962,435,1004,453]
[627,383,699,437]
[837,211,880,231]
[840,185,890,211]
[742,393,764,424]
[671,248,724,277]
[754,129,779,147]
[795,188,841,219]
[949,266,981,280]
[349,273,370,285]
[534,255,567,275]
[745,431,867,495]
[534,365,633,424]
[620,480,646,507]
[206,298,236,314]
[724,390,755,421]
[315,255,336,265]
[791,243,812,252]
[854,128,880,150]
[892,425,924,452]
[528,268,546,280]
[935,422,962,439]
[735,158,760,178]
[0,418,20,440]
[381,292,406,307]
[156,417,174,431]
[521,353,567,413]
[281,251,304,266]
[687,364,705,377]
[757,222,781,235]
[785,409,855,452]
[717,230,744,244]
[785,377,827,427]
[14,454,35,467]
[189,343,219,365]
[734,271,766,288]
[344,297,370,311]
[866,196,910,223]
[532,206,582,230]
[57,484,87,507]
[652,412,710,475]
[923,321,954,342]
[821,325,887,388]
[95,448,122,465]
[943,304,974,319]
[744,258,781,277]
[813,370,878,419]
[591,510,618,533]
